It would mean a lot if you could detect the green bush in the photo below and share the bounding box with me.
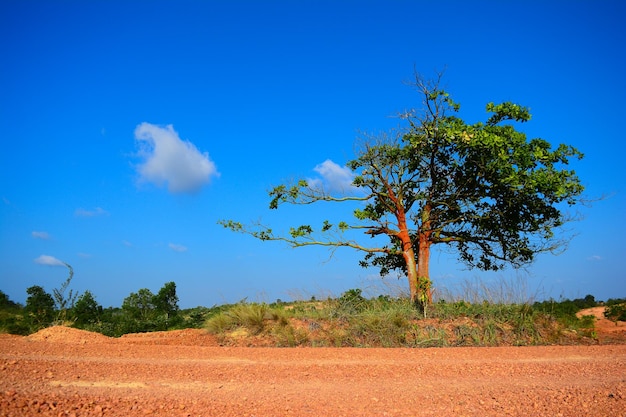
[0,313,30,336]
[604,302,626,322]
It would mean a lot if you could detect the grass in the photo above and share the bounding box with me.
[204,287,604,347]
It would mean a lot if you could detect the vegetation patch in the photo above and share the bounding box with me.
[204,290,611,347]
[604,299,626,322]
[0,283,217,338]
[1,284,623,347]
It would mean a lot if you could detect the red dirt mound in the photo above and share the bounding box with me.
[26,326,113,344]
[118,328,218,346]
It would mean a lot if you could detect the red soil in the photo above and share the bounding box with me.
[1,308,624,417]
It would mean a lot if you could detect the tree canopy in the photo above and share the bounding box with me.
[220,73,584,308]
[122,282,180,330]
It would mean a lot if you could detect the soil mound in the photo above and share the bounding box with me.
[118,328,218,346]
[27,326,112,344]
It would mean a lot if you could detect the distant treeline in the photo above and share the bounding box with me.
[0,282,213,337]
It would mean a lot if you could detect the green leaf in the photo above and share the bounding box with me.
[289,225,313,238]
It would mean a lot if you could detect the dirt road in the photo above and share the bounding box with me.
[1,326,625,417]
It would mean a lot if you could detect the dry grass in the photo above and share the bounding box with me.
[204,288,595,347]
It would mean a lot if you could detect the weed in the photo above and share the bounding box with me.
[272,324,309,347]
[205,312,234,334]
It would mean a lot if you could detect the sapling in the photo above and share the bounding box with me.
[53,262,77,322]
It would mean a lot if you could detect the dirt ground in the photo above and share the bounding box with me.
[1,308,625,417]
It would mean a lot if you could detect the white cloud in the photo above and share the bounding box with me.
[78,253,92,258]
[75,207,109,217]
[34,254,66,267]
[32,231,51,240]
[134,123,219,194]
[308,159,356,192]
[169,243,188,252]
[587,255,603,261]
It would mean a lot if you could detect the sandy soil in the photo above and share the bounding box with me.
[1,309,625,417]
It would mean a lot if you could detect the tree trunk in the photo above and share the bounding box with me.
[396,198,431,309]
[397,213,420,305]
[417,232,433,305]
[402,241,419,305]
[416,202,433,307]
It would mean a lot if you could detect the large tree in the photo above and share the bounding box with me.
[220,74,584,308]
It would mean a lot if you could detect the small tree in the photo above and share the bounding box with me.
[220,73,584,309]
[153,281,180,326]
[52,263,78,322]
[72,290,102,326]
[25,285,55,329]
[122,288,156,322]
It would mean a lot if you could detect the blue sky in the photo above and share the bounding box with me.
[1,1,624,309]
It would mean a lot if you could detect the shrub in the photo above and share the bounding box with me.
[336,288,368,315]
[604,302,626,322]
